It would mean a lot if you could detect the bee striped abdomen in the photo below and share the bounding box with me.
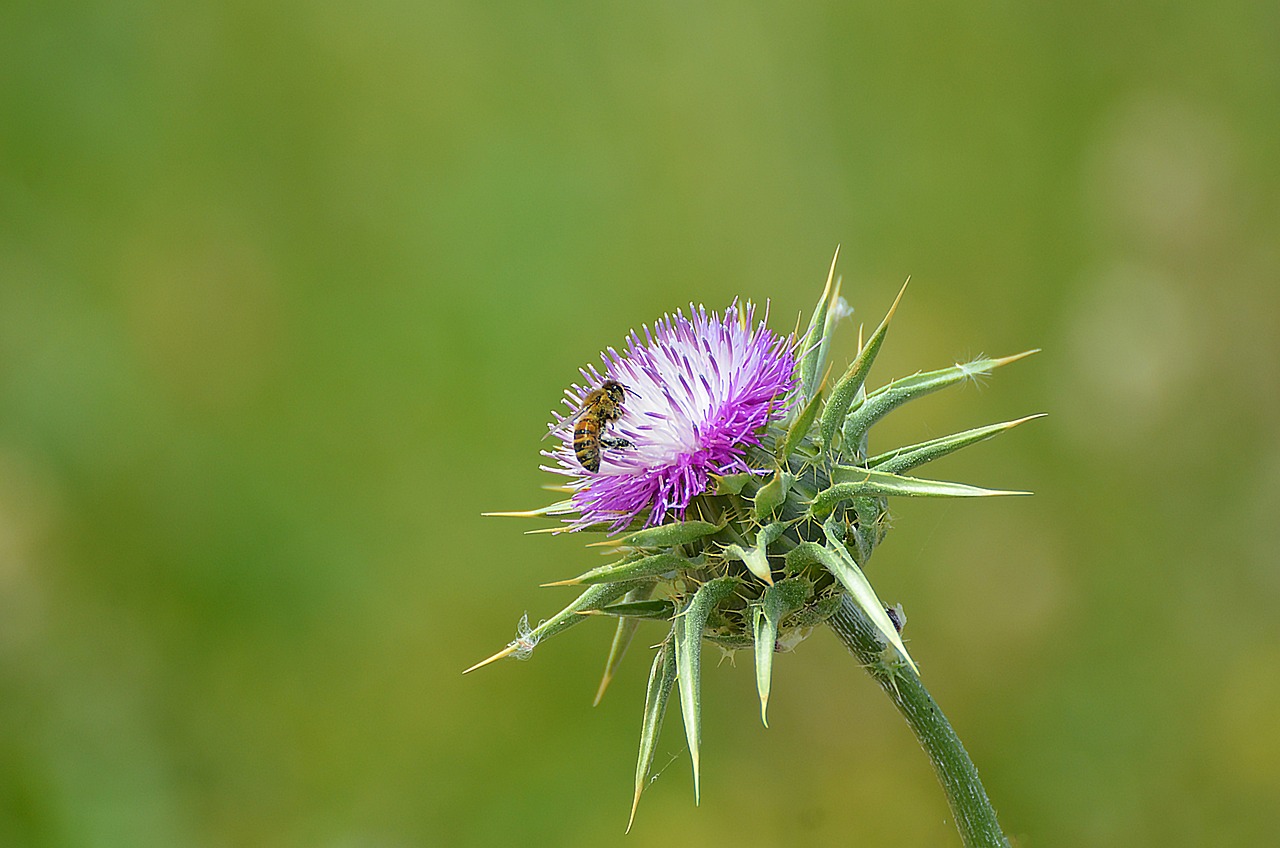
[574,416,603,473]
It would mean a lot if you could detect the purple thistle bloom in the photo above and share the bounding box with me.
[543,300,797,532]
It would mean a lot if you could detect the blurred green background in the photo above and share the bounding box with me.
[3,2,1278,846]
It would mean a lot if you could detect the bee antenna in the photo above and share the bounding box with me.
[612,379,640,399]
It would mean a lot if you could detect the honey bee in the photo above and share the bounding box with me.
[573,379,633,472]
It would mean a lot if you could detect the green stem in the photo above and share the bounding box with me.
[828,596,1010,848]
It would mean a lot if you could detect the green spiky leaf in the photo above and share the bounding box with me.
[752,578,813,726]
[629,637,677,832]
[618,520,724,549]
[753,470,792,521]
[809,467,1029,517]
[797,248,840,402]
[722,543,770,584]
[593,584,656,706]
[783,540,828,579]
[819,280,907,453]
[868,414,1045,475]
[727,522,789,584]
[756,521,788,550]
[814,277,846,399]
[592,599,678,620]
[712,472,754,495]
[542,552,685,587]
[842,350,1038,450]
[464,579,646,674]
[818,517,917,673]
[778,389,824,461]
[674,576,739,805]
[724,521,789,584]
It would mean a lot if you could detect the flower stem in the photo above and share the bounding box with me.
[828,596,1011,848]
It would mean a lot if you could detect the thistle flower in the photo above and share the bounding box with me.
[470,252,1040,838]
[541,301,797,532]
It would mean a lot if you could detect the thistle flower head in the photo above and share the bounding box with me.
[543,301,796,532]
[472,253,1041,830]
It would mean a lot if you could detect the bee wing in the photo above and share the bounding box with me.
[542,403,587,441]
[542,418,573,441]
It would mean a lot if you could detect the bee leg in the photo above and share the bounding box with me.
[600,436,633,450]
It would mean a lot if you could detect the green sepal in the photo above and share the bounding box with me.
[846,496,887,564]
[756,521,788,550]
[753,470,793,521]
[783,541,828,580]
[786,591,844,627]
[809,467,1030,517]
[712,472,754,495]
[797,248,840,402]
[818,280,906,453]
[463,579,646,674]
[593,584,656,706]
[620,520,724,549]
[674,576,740,805]
[593,599,677,620]
[542,552,685,587]
[868,414,1045,475]
[752,578,813,726]
[819,516,917,673]
[629,637,677,833]
[842,350,1038,450]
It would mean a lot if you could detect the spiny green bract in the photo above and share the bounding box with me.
[470,258,1040,831]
